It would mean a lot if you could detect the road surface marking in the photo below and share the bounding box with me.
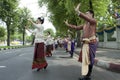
[19,54,25,56]
[0,66,6,68]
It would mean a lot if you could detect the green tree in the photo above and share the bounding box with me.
[38,0,115,47]
[17,7,32,45]
[0,26,6,41]
[44,28,55,37]
[26,35,33,43]
[0,0,19,46]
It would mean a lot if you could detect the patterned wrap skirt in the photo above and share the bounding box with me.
[46,44,53,56]
[32,42,48,69]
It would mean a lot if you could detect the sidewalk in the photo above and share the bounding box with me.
[74,48,120,73]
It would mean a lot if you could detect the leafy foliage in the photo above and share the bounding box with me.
[38,0,115,35]
[44,28,55,37]
[0,26,6,41]
[0,0,32,46]
[0,0,19,46]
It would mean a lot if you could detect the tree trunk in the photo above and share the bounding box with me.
[23,27,25,45]
[89,0,93,10]
[7,25,10,46]
[6,20,11,46]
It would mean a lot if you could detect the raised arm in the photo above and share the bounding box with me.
[28,19,40,29]
[67,24,83,30]
[64,20,83,30]
[75,3,96,24]
[25,26,33,33]
[79,12,96,24]
[27,29,33,33]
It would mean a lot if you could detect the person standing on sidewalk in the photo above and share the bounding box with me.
[64,3,97,80]
[70,39,75,58]
[26,17,48,71]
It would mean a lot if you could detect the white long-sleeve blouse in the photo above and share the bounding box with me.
[32,23,44,43]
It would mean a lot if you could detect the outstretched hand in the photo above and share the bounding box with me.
[64,20,69,26]
[28,18,32,23]
[75,3,81,14]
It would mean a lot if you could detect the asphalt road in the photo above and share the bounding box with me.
[0,47,119,80]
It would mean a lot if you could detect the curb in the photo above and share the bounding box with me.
[74,51,120,73]
[0,46,32,51]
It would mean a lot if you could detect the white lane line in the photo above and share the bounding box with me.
[5,52,12,54]
[0,66,6,68]
[19,54,25,56]
[2,50,22,54]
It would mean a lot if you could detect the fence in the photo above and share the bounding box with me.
[97,19,120,49]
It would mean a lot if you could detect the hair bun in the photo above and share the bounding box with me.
[40,17,44,20]
[38,17,44,24]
